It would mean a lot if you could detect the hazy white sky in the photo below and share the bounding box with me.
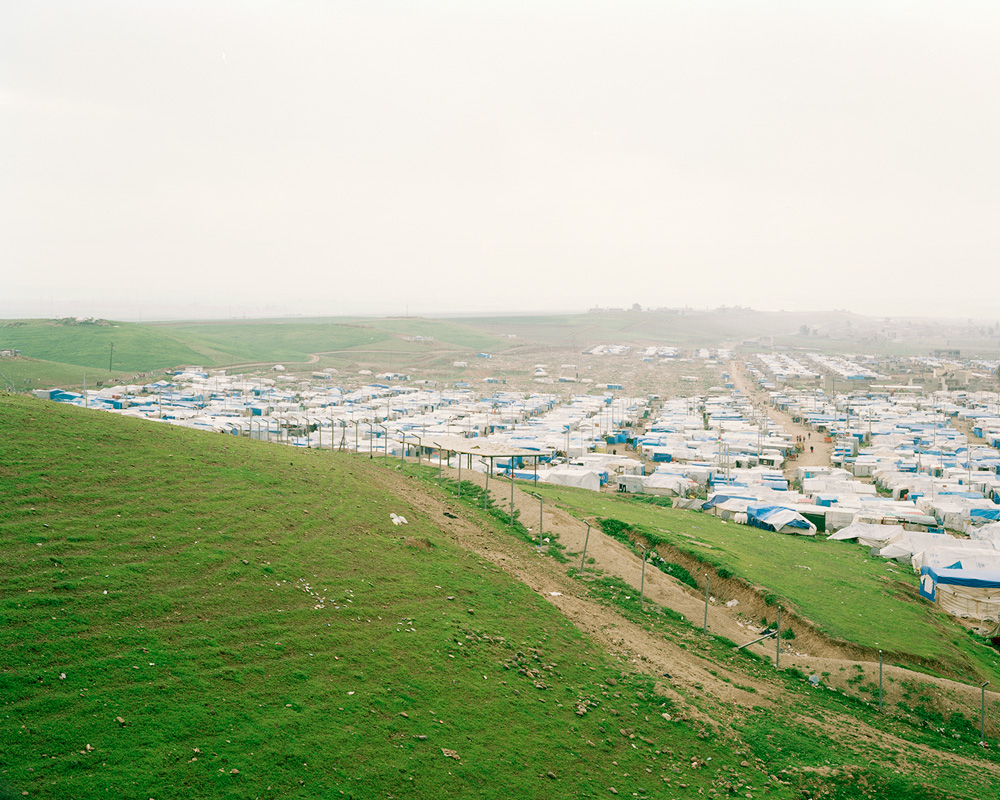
[3,2,999,320]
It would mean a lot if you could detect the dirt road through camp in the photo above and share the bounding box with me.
[728,360,833,478]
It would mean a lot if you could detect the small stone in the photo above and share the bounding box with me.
[194,748,201,754]
[606,678,617,687]
[741,760,749,767]
[115,716,126,726]
[441,748,460,759]
[467,609,474,614]
[610,789,618,795]
[415,735,427,740]
[399,712,409,718]
[242,560,249,565]
[230,768,239,775]
[547,771,557,779]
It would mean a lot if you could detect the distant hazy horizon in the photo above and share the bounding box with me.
[2,304,994,328]
[5,2,999,321]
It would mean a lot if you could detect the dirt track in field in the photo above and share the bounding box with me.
[363,460,1000,776]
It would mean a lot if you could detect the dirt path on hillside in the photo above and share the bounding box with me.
[373,462,1000,760]
[383,468,778,716]
[226,347,466,373]
[728,361,834,479]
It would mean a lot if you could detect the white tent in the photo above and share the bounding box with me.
[642,473,694,496]
[540,465,601,492]
[827,522,904,548]
[879,531,952,563]
[970,522,1000,542]
[912,545,1000,574]
[920,567,1000,620]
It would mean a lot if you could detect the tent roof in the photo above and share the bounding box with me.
[425,434,539,458]
[920,566,1000,588]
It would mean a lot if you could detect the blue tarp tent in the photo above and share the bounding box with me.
[919,566,1000,619]
[746,504,817,536]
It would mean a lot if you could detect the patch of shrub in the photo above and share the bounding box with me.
[654,560,698,590]
[627,495,673,509]
[598,518,633,545]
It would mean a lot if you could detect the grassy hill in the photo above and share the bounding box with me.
[0,395,738,799]
[0,319,205,374]
[5,394,1000,798]
[4,310,999,389]
[0,316,507,381]
[527,483,1000,685]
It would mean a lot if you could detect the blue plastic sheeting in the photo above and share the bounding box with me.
[500,469,538,482]
[971,508,1000,521]
[919,566,1000,601]
[746,504,813,532]
[703,492,755,510]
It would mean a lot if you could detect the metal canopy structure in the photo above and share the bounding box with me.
[424,434,538,459]
[418,434,542,502]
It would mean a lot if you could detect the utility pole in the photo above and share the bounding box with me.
[109,342,114,374]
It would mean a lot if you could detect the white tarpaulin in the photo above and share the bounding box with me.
[879,531,952,562]
[539,465,601,492]
[912,545,1000,574]
[827,522,903,548]
[642,473,694,496]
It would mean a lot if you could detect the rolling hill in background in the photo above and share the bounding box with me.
[2,310,999,392]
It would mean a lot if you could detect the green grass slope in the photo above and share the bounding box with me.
[0,358,121,395]
[0,316,503,380]
[0,319,205,373]
[5,395,1000,800]
[157,318,504,366]
[528,483,1000,684]
[0,396,744,799]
